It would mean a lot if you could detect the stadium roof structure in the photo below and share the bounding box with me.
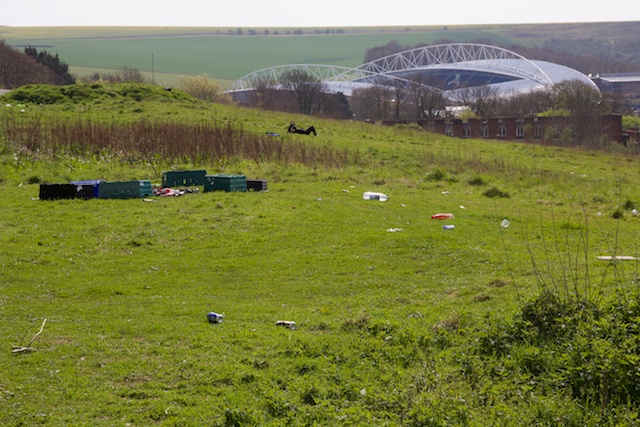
[226,43,599,98]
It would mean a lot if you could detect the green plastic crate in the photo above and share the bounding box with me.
[204,174,247,192]
[98,180,152,199]
[162,170,207,187]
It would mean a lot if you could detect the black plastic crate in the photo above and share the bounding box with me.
[246,180,268,192]
[39,184,76,200]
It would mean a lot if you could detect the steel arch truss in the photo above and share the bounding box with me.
[358,43,554,87]
[226,64,420,93]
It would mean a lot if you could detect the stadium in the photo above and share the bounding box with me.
[226,43,599,100]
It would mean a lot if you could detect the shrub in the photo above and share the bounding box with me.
[468,175,487,186]
[482,186,510,198]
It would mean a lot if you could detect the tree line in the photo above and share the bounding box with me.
[0,40,75,88]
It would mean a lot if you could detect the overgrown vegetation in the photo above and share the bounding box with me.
[1,83,640,426]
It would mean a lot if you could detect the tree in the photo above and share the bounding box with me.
[0,39,59,88]
[350,85,394,121]
[406,77,446,119]
[279,68,328,115]
[24,45,75,85]
[552,79,610,117]
[550,80,613,146]
[453,85,499,117]
[364,40,410,63]
[108,67,146,84]
[494,89,555,118]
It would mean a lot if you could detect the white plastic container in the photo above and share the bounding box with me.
[363,192,388,201]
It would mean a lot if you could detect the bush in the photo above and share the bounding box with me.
[482,186,510,198]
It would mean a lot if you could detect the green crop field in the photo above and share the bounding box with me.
[2,22,639,86]
[0,25,517,86]
[1,83,640,425]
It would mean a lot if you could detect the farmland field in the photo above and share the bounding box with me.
[0,26,513,85]
[6,22,639,86]
[6,24,625,84]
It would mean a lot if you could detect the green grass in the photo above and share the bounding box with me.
[2,87,640,425]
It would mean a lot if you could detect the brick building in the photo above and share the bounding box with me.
[417,115,623,144]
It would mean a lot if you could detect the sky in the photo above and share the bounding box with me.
[3,0,639,27]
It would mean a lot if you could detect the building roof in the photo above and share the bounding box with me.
[227,43,598,99]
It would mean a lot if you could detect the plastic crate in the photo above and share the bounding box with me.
[71,180,104,199]
[162,170,207,187]
[246,179,268,192]
[98,181,145,199]
[204,174,247,192]
[39,184,76,200]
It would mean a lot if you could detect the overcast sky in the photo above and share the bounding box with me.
[3,0,639,27]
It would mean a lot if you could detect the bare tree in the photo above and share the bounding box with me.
[350,85,394,121]
[453,85,499,117]
[495,89,555,117]
[406,80,447,119]
[107,66,146,84]
[279,68,328,115]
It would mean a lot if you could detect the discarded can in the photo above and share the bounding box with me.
[276,320,297,330]
[207,312,224,324]
[431,213,454,220]
[442,225,455,230]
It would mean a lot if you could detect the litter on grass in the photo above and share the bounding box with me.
[363,192,388,201]
[207,312,224,324]
[276,320,297,330]
[596,256,637,261]
[431,213,454,220]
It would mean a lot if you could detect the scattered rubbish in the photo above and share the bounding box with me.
[442,225,455,230]
[597,256,636,261]
[386,228,403,232]
[431,213,454,220]
[441,191,450,195]
[207,312,224,324]
[363,192,388,201]
[143,198,157,203]
[266,132,280,137]
[501,219,510,228]
[633,209,638,216]
[276,320,297,330]
[459,205,465,210]
[154,187,186,197]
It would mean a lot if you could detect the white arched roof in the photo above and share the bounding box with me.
[226,43,598,98]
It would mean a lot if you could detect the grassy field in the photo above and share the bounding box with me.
[0,25,538,85]
[1,84,640,425]
[2,22,639,85]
